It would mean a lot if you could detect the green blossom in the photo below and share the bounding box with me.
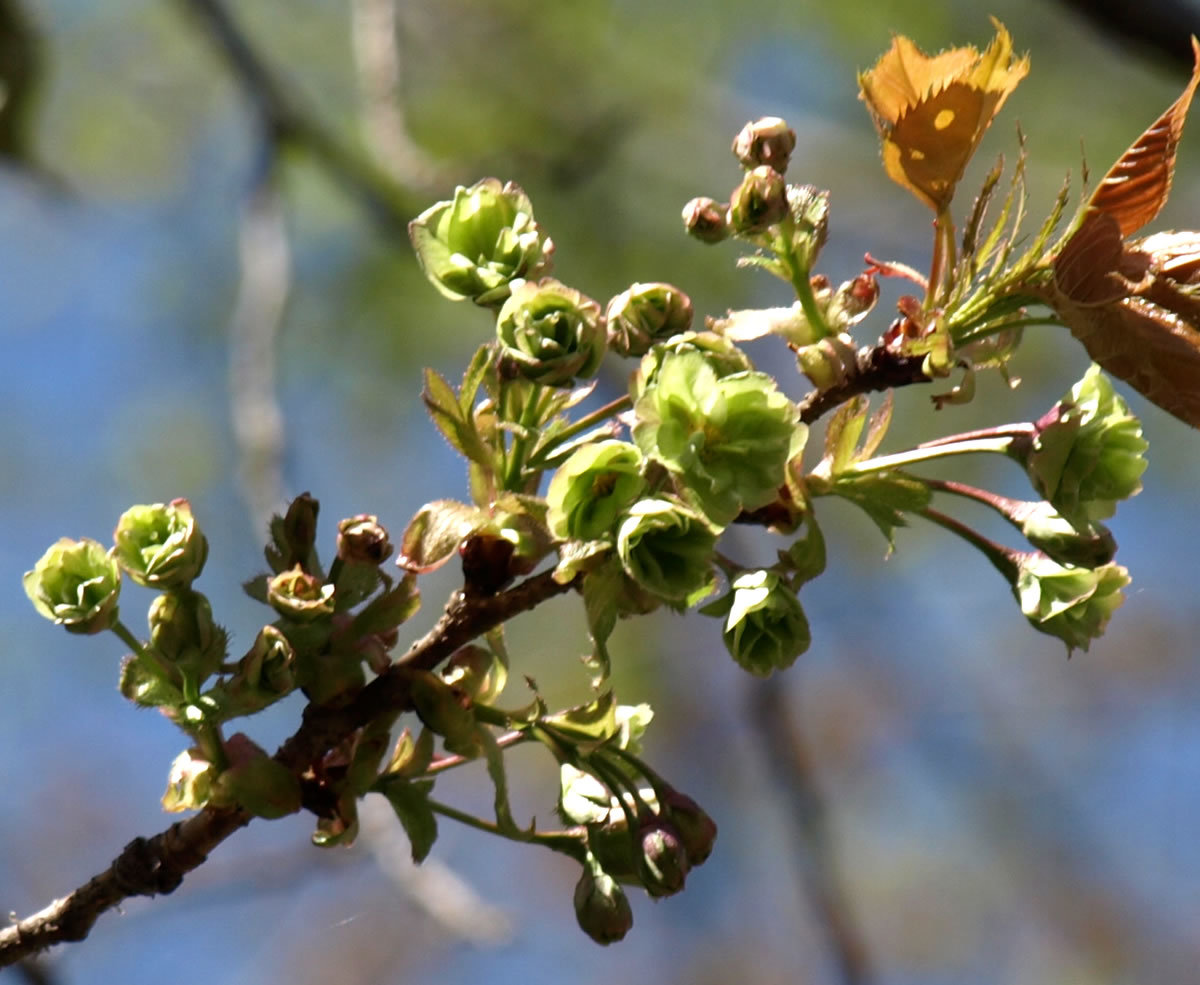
[113,499,208,591]
[24,537,121,635]
[496,278,606,386]
[1024,365,1148,524]
[633,351,797,525]
[605,282,694,358]
[704,569,811,676]
[1014,501,1116,568]
[547,441,646,542]
[616,498,717,603]
[1014,554,1130,653]
[729,164,788,235]
[408,178,553,306]
[633,332,753,400]
[267,566,336,622]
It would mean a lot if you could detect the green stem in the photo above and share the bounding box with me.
[425,797,586,858]
[423,730,528,776]
[927,208,957,308]
[111,620,179,686]
[918,506,1019,582]
[775,225,832,338]
[528,394,633,467]
[843,436,1020,476]
[503,384,547,490]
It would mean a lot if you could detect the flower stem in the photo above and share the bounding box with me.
[425,797,586,858]
[844,436,1019,476]
[918,506,1019,582]
[527,393,633,467]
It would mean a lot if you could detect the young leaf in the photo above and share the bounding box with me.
[377,779,438,863]
[350,574,420,637]
[396,500,486,573]
[822,395,870,474]
[831,473,932,548]
[1087,37,1200,238]
[479,728,534,839]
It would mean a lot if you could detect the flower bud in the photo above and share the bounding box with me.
[219,625,296,715]
[495,278,606,387]
[681,196,729,244]
[23,537,121,635]
[267,565,335,622]
[638,819,690,897]
[616,498,717,603]
[441,644,506,704]
[280,492,320,568]
[148,589,227,685]
[729,165,788,235]
[1012,553,1130,653]
[731,116,797,172]
[209,733,302,819]
[574,861,633,945]
[660,786,718,866]
[337,514,393,565]
[706,569,811,676]
[409,178,554,307]
[1012,501,1116,568]
[113,499,208,590]
[547,441,647,542]
[162,747,216,812]
[1022,365,1148,525]
[605,282,694,358]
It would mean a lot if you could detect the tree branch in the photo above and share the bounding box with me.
[798,345,930,425]
[0,567,575,967]
[175,0,429,238]
[749,680,874,985]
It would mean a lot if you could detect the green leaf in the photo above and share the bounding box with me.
[823,395,870,474]
[479,728,534,839]
[333,562,382,612]
[859,391,894,460]
[459,344,494,417]
[782,507,827,585]
[831,473,931,547]
[544,690,618,743]
[423,368,491,466]
[242,573,270,604]
[581,559,623,685]
[350,574,420,638]
[396,500,485,574]
[384,726,435,778]
[377,780,439,863]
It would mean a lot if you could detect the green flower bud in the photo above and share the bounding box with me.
[661,786,717,866]
[633,331,754,399]
[267,566,336,622]
[440,644,506,704]
[209,733,302,819]
[729,165,788,235]
[1013,554,1130,653]
[633,351,797,525]
[605,282,694,358]
[219,625,296,715]
[706,569,811,676]
[681,196,729,244]
[147,589,227,686]
[574,860,633,945]
[113,499,208,590]
[637,819,689,898]
[23,537,121,635]
[496,278,606,386]
[1012,501,1116,568]
[731,116,797,172]
[336,514,393,566]
[547,441,647,542]
[1023,365,1148,524]
[162,747,216,812]
[408,178,554,306]
[616,498,717,603]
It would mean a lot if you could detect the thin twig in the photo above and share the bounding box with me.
[749,680,874,985]
[798,347,930,425]
[228,149,289,533]
[176,0,426,237]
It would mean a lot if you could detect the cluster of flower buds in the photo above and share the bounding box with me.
[559,761,717,944]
